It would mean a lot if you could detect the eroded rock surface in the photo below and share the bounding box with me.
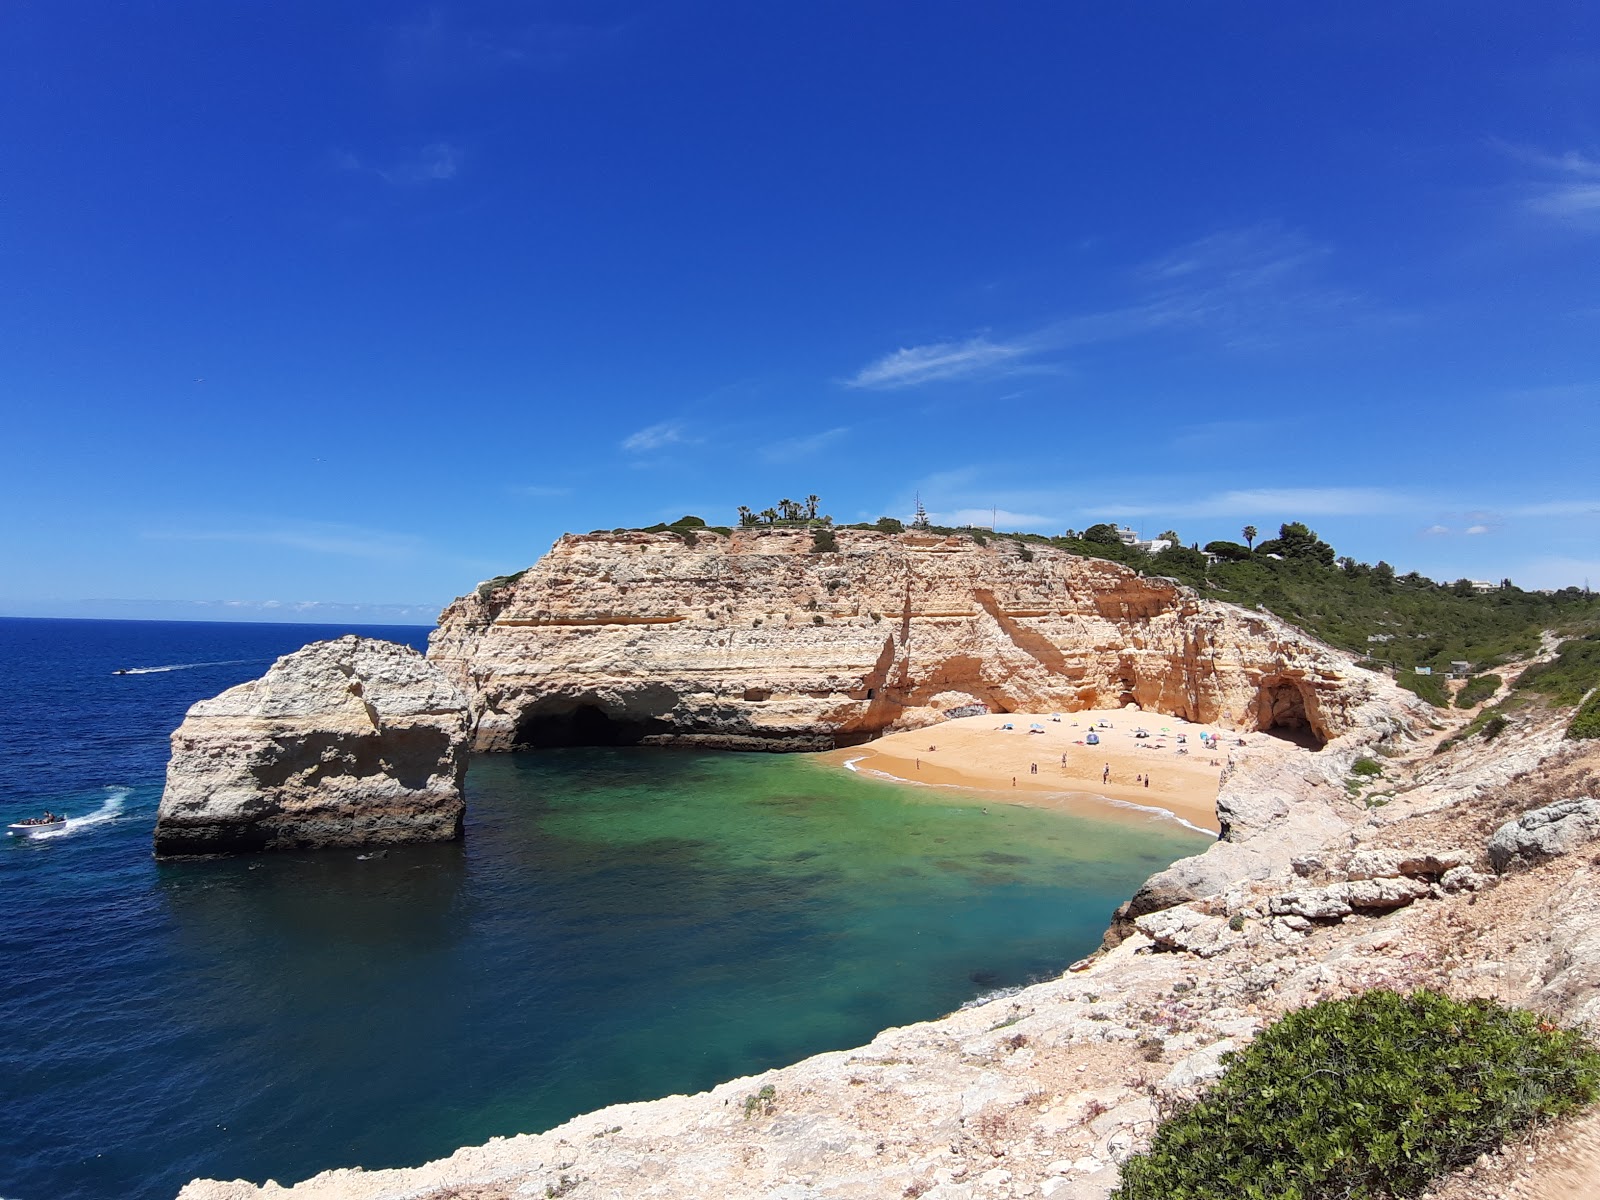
[154,636,471,856]
[430,529,1397,753]
[1488,798,1600,873]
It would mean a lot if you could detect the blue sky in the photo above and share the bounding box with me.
[4,2,1598,622]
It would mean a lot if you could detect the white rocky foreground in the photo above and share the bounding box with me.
[154,637,472,856]
[176,672,1600,1199]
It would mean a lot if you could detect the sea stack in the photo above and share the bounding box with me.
[154,636,473,857]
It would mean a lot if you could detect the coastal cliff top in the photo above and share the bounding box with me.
[189,636,469,722]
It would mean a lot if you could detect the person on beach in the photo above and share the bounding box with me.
[1102,764,1110,784]
[1144,775,1150,789]
[1030,762,1037,774]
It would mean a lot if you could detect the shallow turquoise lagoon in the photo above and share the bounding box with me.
[0,620,1208,1200]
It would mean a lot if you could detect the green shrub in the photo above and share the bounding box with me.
[1350,757,1382,777]
[875,516,905,534]
[1482,713,1509,740]
[1569,690,1600,740]
[474,568,528,600]
[743,1084,776,1119]
[1398,670,1450,707]
[1519,635,1600,707]
[811,526,839,553]
[1455,673,1503,708]
[1112,989,1600,1200]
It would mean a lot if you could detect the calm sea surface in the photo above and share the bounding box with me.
[0,618,1208,1200]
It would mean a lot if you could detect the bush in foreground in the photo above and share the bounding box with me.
[1112,989,1600,1200]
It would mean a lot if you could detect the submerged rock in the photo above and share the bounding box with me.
[154,636,472,857]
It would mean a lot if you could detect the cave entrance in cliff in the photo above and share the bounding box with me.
[513,703,664,749]
[1255,682,1325,749]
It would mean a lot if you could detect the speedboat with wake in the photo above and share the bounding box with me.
[8,812,66,837]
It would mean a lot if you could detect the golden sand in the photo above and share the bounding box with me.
[822,708,1230,833]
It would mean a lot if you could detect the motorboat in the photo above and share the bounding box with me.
[8,814,66,837]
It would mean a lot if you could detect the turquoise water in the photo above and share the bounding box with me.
[0,620,1208,1199]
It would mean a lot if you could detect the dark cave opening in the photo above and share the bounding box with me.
[1256,682,1326,749]
[511,703,670,749]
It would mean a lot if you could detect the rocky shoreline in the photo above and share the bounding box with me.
[176,655,1600,1199]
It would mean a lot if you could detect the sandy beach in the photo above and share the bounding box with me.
[824,709,1233,834]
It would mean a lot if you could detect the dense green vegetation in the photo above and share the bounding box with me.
[1113,989,1600,1200]
[1569,691,1600,740]
[1454,673,1503,708]
[908,520,1600,679]
[1397,670,1451,708]
[1518,633,1600,706]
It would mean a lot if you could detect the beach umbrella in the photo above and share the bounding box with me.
[1029,723,1044,731]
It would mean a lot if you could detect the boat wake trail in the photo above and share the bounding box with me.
[116,658,262,675]
[32,787,129,839]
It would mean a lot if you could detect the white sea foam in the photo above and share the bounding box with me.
[29,786,129,840]
[116,658,261,675]
[1103,797,1218,837]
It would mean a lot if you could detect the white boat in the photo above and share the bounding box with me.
[8,815,66,837]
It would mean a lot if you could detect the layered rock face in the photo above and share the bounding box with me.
[154,636,472,857]
[430,528,1385,753]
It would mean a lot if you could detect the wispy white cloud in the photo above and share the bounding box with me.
[142,521,421,560]
[761,426,850,461]
[337,142,462,185]
[843,225,1374,390]
[1086,487,1407,520]
[846,337,1028,390]
[1422,524,1452,536]
[1465,524,1491,535]
[1496,141,1600,230]
[621,420,694,452]
[386,10,630,82]
[1504,499,1600,517]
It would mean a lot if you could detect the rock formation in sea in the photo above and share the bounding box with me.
[154,636,472,857]
[176,680,1600,1200]
[429,527,1387,753]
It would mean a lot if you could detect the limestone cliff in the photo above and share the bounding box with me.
[154,636,472,857]
[430,528,1386,753]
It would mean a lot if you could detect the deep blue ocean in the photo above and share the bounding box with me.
[0,618,1207,1200]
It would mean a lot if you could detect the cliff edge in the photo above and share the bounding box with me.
[430,528,1391,753]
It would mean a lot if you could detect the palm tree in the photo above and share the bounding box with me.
[805,494,820,520]
[737,506,754,528]
[1243,525,1258,552]
[778,498,795,522]
[760,507,778,524]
